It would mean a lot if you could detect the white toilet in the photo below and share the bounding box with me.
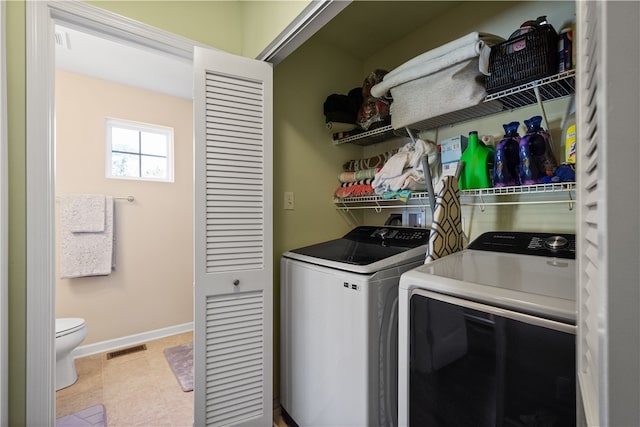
[55,318,87,391]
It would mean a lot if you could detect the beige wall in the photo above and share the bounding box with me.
[55,70,193,345]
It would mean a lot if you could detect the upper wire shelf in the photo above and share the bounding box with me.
[332,124,407,146]
[407,70,575,132]
[333,70,576,145]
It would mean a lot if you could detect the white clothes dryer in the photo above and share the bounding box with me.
[398,231,577,427]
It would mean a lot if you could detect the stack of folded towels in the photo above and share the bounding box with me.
[334,150,398,198]
[334,139,442,200]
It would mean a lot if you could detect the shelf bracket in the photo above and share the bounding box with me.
[405,127,436,221]
[567,190,574,211]
[339,201,360,225]
[374,199,382,214]
[534,85,556,151]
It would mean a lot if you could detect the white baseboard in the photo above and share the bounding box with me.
[72,322,193,359]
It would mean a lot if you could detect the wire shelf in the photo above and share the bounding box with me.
[332,125,408,146]
[334,182,575,208]
[333,70,576,143]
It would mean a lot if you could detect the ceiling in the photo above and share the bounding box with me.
[55,24,194,99]
[314,1,462,60]
[54,1,462,99]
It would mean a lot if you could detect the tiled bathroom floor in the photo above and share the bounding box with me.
[56,331,194,427]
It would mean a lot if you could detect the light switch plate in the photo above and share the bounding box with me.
[284,192,294,210]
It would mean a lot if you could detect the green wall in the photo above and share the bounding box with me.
[272,36,366,396]
[4,1,312,425]
[6,2,26,426]
[242,1,310,59]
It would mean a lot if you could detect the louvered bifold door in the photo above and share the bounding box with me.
[576,1,602,425]
[576,2,640,426]
[193,46,273,427]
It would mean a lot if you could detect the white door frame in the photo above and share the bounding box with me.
[25,1,345,425]
[26,2,199,425]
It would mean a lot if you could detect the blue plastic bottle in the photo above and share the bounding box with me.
[518,133,538,185]
[494,122,521,187]
[524,115,558,181]
[519,116,550,185]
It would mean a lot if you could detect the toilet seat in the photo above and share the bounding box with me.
[56,318,86,338]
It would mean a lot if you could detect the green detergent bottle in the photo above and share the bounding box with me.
[458,131,495,190]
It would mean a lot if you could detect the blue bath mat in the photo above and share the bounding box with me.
[56,403,107,427]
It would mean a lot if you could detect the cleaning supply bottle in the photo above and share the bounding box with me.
[494,122,521,187]
[519,116,557,184]
[563,113,577,164]
[561,97,577,164]
[459,131,495,190]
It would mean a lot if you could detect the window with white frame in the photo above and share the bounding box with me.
[106,118,174,182]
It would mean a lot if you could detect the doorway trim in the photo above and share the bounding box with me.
[26,2,199,425]
[26,1,343,424]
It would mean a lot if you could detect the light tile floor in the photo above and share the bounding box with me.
[56,331,194,427]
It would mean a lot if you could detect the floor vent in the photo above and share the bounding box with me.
[106,344,147,360]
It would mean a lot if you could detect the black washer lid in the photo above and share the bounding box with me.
[289,226,429,266]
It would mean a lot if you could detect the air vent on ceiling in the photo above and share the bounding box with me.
[54,31,70,50]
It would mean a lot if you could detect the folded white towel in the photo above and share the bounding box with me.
[60,194,106,233]
[60,196,115,279]
[371,32,504,98]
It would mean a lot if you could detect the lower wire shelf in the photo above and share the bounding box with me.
[334,182,576,211]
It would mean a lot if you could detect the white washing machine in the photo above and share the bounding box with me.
[398,231,577,427]
[280,226,430,427]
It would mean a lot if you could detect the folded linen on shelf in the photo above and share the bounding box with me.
[338,168,380,183]
[371,139,440,196]
[60,195,115,279]
[371,32,504,98]
[334,179,375,199]
[342,149,399,172]
[370,32,504,129]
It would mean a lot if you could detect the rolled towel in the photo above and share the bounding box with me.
[342,149,398,172]
[334,179,375,199]
[338,167,379,183]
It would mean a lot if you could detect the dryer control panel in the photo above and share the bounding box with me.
[468,231,576,259]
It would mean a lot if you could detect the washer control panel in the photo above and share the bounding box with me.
[467,231,576,259]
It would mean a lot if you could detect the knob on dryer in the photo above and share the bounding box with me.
[545,235,569,250]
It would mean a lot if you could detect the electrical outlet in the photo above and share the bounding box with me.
[284,192,294,210]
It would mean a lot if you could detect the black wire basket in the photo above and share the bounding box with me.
[486,24,559,94]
